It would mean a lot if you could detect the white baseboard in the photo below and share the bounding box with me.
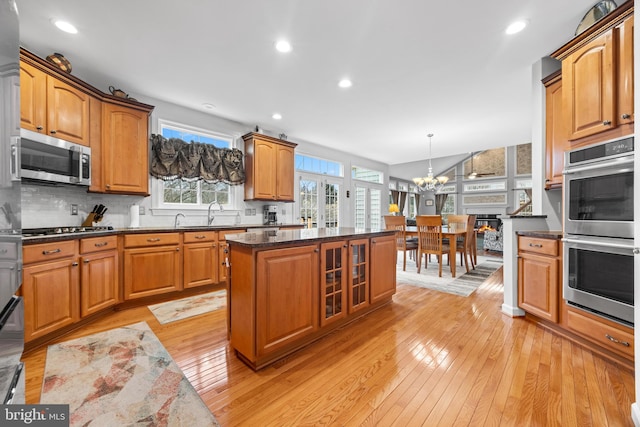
[501,303,525,317]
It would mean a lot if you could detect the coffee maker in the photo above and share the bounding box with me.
[263,205,278,225]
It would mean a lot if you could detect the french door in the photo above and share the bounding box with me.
[298,174,341,228]
[354,184,382,229]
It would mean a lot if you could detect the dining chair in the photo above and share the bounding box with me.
[455,214,477,271]
[384,215,418,271]
[446,214,469,269]
[415,215,450,277]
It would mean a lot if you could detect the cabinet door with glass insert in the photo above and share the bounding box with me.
[348,238,369,313]
[320,241,347,326]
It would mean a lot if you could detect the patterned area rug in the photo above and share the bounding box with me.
[40,321,219,427]
[148,290,226,324]
[396,255,503,297]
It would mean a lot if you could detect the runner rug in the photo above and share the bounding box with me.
[40,321,219,427]
[148,290,226,324]
[396,256,503,297]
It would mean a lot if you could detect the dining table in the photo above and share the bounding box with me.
[405,225,476,277]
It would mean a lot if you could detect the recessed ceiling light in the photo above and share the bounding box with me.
[202,103,216,110]
[52,19,78,34]
[275,40,292,53]
[338,79,352,88]
[505,20,527,35]
[272,113,282,120]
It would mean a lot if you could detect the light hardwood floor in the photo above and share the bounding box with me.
[22,267,635,426]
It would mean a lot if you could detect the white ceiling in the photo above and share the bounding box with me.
[16,0,599,165]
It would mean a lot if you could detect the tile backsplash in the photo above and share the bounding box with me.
[21,182,294,229]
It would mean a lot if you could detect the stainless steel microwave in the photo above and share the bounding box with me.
[20,128,91,186]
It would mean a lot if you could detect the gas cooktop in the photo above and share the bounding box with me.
[22,226,114,237]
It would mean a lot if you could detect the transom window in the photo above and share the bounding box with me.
[352,166,383,184]
[157,120,233,208]
[295,154,344,177]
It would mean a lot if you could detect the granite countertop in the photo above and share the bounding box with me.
[22,223,305,244]
[500,215,548,219]
[516,230,563,239]
[226,227,395,248]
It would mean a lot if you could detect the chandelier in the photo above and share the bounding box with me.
[412,133,449,191]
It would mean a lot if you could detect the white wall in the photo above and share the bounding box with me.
[21,93,389,229]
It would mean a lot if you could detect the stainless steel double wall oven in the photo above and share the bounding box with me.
[562,136,634,326]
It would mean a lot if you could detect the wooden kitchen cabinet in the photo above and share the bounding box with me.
[183,231,218,289]
[243,132,297,202]
[22,240,80,342]
[348,238,369,313]
[320,240,347,326]
[217,229,245,283]
[101,101,152,195]
[123,233,182,299]
[79,235,118,317]
[543,72,569,189]
[20,60,91,146]
[255,245,319,358]
[370,234,397,305]
[552,3,633,144]
[517,235,561,323]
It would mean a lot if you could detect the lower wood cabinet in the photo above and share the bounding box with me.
[320,241,347,326]
[370,234,397,304]
[22,240,80,342]
[256,245,319,357]
[517,236,560,323]
[348,238,369,313]
[123,233,182,300]
[79,235,119,317]
[183,231,218,289]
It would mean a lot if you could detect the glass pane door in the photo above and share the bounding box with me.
[354,185,382,229]
[299,175,342,228]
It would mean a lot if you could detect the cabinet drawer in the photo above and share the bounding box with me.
[518,236,558,256]
[80,235,118,254]
[219,229,246,240]
[0,239,20,260]
[566,307,634,359]
[184,231,217,243]
[124,233,180,248]
[23,240,77,264]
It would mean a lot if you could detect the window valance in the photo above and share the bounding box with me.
[149,134,245,184]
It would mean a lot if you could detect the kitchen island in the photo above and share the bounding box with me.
[226,227,396,370]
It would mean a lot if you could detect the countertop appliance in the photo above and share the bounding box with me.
[562,136,635,326]
[20,128,91,186]
[0,0,24,405]
[263,205,278,225]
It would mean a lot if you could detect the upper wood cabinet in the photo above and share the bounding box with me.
[552,3,633,144]
[100,101,152,195]
[544,72,569,190]
[20,60,91,146]
[243,132,297,202]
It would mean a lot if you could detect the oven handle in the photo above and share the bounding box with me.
[562,237,635,250]
[563,157,634,175]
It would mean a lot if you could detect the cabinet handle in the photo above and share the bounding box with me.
[147,238,161,242]
[194,235,206,239]
[94,242,109,247]
[605,334,630,347]
[528,243,543,248]
[42,248,61,255]
[603,120,612,126]
[50,129,57,134]
[622,113,631,119]
[36,125,43,131]
[72,262,78,267]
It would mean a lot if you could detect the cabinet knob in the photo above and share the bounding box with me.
[36,125,43,131]
[603,120,612,126]
[72,262,79,267]
[84,259,90,264]
[175,247,180,251]
[50,129,57,134]
[622,113,631,120]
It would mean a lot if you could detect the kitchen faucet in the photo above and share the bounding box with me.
[207,200,223,225]
[174,213,185,228]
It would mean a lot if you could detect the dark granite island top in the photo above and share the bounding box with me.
[227,227,397,370]
[225,227,395,248]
